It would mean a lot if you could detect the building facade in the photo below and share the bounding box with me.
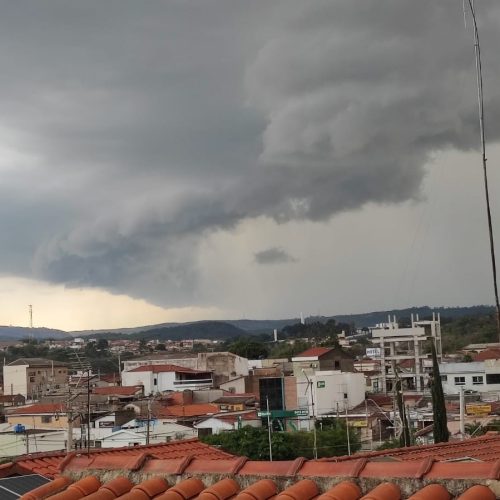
[371,313,442,393]
[3,358,68,399]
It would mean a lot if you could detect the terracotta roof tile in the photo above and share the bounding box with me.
[155,403,219,418]
[22,465,500,500]
[0,438,233,479]
[92,385,143,396]
[473,347,500,361]
[8,403,67,415]
[322,433,500,463]
[294,347,333,358]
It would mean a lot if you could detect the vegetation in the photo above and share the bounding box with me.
[201,423,360,460]
[430,340,449,443]
[440,313,497,353]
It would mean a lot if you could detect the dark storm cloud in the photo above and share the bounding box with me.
[254,247,297,265]
[0,0,499,306]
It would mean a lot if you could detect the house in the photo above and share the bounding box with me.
[3,358,68,399]
[291,346,355,378]
[0,394,25,407]
[6,403,74,430]
[212,394,256,412]
[122,352,249,387]
[195,410,261,436]
[121,364,213,394]
[91,385,143,402]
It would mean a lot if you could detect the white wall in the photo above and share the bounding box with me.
[310,371,366,416]
[3,365,27,397]
[440,362,487,394]
[122,370,155,394]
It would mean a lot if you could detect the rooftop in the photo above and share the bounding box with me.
[92,386,143,396]
[8,403,67,415]
[293,347,333,358]
[155,403,219,418]
[126,364,209,374]
[474,348,500,361]
[0,438,233,479]
[7,357,68,367]
[22,454,500,499]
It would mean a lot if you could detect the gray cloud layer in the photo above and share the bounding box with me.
[255,247,297,265]
[0,1,499,307]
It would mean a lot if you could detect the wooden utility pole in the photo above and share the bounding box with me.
[146,398,151,445]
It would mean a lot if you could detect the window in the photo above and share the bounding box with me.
[29,376,35,383]
[334,361,340,370]
[454,377,465,386]
[473,376,484,385]
[441,375,447,382]
[153,378,158,386]
[41,415,52,423]
[487,373,500,384]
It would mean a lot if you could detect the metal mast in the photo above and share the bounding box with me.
[467,0,500,339]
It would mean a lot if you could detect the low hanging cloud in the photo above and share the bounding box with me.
[254,247,297,265]
[0,0,499,307]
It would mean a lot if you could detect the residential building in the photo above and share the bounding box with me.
[195,410,260,435]
[3,358,68,399]
[121,364,213,394]
[122,352,249,387]
[371,313,442,393]
[300,371,366,420]
[291,347,355,379]
[6,403,74,431]
[439,359,500,395]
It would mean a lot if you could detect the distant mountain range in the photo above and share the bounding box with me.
[0,326,69,341]
[0,305,494,341]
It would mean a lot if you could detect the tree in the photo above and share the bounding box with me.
[430,340,449,443]
[155,343,166,351]
[227,339,269,359]
[96,338,109,350]
[395,379,411,447]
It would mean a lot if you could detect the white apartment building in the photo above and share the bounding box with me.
[439,360,500,395]
[122,352,248,387]
[122,364,213,394]
[297,370,365,431]
[371,313,442,393]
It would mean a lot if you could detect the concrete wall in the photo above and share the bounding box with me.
[3,365,27,397]
[7,413,70,430]
[311,371,365,415]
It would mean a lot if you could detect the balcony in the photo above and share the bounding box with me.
[173,378,213,388]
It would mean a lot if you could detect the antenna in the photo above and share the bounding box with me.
[28,305,33,329]
[466,0,500,339]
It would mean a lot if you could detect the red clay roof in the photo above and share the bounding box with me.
[92,386,143,396]
[474,347,500,361]
[294,347,333,358]
[155,403,219,418]
[325,433,500,463]
[126,364,209,374]
[0,438,233,479]
[23,460,499,499]
[8,403,66,415]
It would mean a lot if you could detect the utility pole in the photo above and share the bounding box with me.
[87,369,91,456]
[345,404,351,456]
[301,370,318,459]
[146,398,152,445]
[266,396,273,461]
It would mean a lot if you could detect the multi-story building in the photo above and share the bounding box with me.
[291,346,355,379]
[122,352,249,387]
[121,364,213,394]
[3,358,69,399]
[371,313,442,393]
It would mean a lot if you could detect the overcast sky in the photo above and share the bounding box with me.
[1,0,500,331]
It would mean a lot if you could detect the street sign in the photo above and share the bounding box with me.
[257,409,309,418]
[293,408,309,417]
[317,381,326,388]
[257,411,271,417]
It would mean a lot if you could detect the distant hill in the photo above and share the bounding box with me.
[134,321,248,341]
[68,305,495,341]
[0,326,69,340]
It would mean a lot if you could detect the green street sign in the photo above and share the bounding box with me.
[317,381,326,388]
[257,411,271,417]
